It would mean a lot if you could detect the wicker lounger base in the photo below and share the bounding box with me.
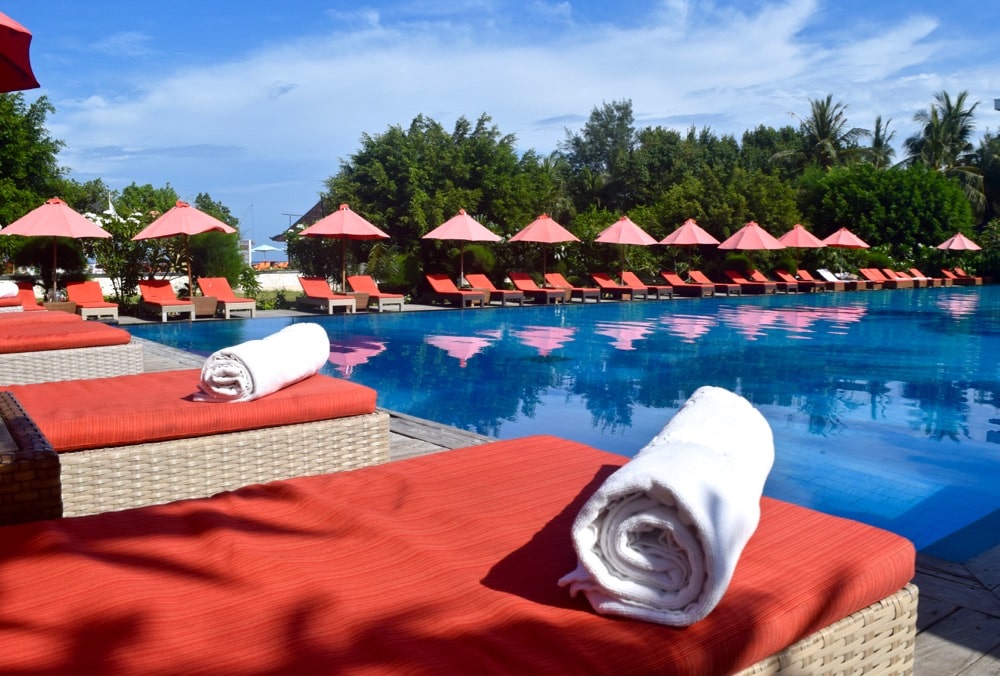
[0,341,143,386]
[59,410,390,517]
[738,583,917,675]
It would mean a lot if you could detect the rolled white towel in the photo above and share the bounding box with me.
[195,323,331,402]
[558,386,774,626]
[0,280,18,298]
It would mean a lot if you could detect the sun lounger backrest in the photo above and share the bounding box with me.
[66,281,105,304]
[688,270,715,285]
[815,269,839,282]
[198,277,239,301]
[15,282,44,310]
[426,274,461,293]
[620,271,646,287]
[590,272,618,288]
[346,275,380,295]
[298,277,336,299]
[139,280,181,303]
[544,273,571,288]
[509,272,541,291]
[463,274,498,291]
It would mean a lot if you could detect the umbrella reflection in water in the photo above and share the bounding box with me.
[511,326,576,357]
[659,314,717,343]
[594,320,656,351]
[424,333,499,368]
[328,336,387,378]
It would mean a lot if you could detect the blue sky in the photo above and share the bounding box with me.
[10,1,1000,243]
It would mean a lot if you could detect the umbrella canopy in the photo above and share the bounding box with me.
[659,218,720,246]
[133,200,237,295]
[595,216,658,276]
[509,214,579,276]
[422,209,501,284]
[0,11,39,93]
[822,227,870,249]
[778,224,826,249]
[1,197,111,296]
[299,204,389,290]
[936,232,982,251]
[717,221,786,251]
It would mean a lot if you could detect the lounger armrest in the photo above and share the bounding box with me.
[0,392,62,524]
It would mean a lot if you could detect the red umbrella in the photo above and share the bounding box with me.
[509,214,579,276]
[299,203,390,291]
[595,215,658,277]
[660,218,720,246]
[0,11,40,93]
[718,221,786,251]
[422,209,501,285]
[132,200,237,296]
[1,197,111,297]
[822,227,870,249]
[936,232,981,251]
[778,224,826,249]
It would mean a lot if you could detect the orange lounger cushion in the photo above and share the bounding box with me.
[0,436,914,674]
[6,368,378,452]
[0,319,130,353]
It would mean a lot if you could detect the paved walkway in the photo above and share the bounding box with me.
[130,308,999,674]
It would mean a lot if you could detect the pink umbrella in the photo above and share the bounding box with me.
[778,224,826,249]
[132,200,237,296]
[822,227,870,249]
[0,11,39,93]
[595,320,655,351]
[595,215,658,277]
[423,209,501,285]
[660,218,720,246]
[299,203,390,291]
[718,221,786,251]
[936,232,981,251]
[328,336,386,378]
[1,197,112,297]
[509,214,579,276]
[512,326,576,357]
[424,334,496,368]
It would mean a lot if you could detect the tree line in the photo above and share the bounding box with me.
[1,89,997,302]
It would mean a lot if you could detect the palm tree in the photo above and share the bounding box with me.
[773,95,869,170]
[904,90,984,212]
[866,116,896,169]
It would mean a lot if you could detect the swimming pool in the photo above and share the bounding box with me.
[129,286,1000,562]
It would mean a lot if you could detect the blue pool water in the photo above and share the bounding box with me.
[128,287,1000,561]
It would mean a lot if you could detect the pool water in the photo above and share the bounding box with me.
[129,286,1000,562]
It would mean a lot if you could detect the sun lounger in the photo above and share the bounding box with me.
[508,272,566,304]
[590,272,647,300]
[658,271,714,297]
[944,268,983,286]
[0,368,389,520]
[689,270,742,296]
[197,277,257,318]
[138,279,196,321]
[775,269,824,292]
[13,282,46,311]
[0,313,142,385]
[425,274,486,308]
[816,268,873,290]
[750,269,797,293]
[859,268,911,289]
[724,270,776,294]
[346,275,405,312]
[65,280,119,320]
[296,277,357,313]
[0,434,917,673]
[798,268,844,291]
[544,272,601,302]
[620,271,673,300]
[907,267,947,287]
[464,273,524,307]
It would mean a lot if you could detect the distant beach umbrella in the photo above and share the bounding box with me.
[821,227,870,249]
[936,232,981,251]
[595,215,658,277]
[509,214,579,276]
[422,209,501,285]
[0,11,40,92]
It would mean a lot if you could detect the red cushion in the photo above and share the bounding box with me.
[6,368,378,452]
[0,436,914,674]
[0,311,80,326]
[0,320,130,353]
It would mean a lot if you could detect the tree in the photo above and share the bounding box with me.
[774,95,869,171]
[865,116,896,169]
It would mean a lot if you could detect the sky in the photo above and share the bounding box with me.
[9,0,1000,244]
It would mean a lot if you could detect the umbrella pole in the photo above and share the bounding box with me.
[185,236,193,298]
[542,243,547,278]
[342,240,347,292]
[51,238,58,300]
[459,242,466,287]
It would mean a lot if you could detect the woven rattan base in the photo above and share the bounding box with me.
[58,410,390,517]
[0,393,61,524]
[738,583,918,675]
[0,341,143,385]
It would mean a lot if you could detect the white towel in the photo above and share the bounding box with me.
[0,280,18,298]
[558,386,774,626]
[195,323,331,402]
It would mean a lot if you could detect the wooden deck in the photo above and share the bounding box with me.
[134,332,1000,674]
